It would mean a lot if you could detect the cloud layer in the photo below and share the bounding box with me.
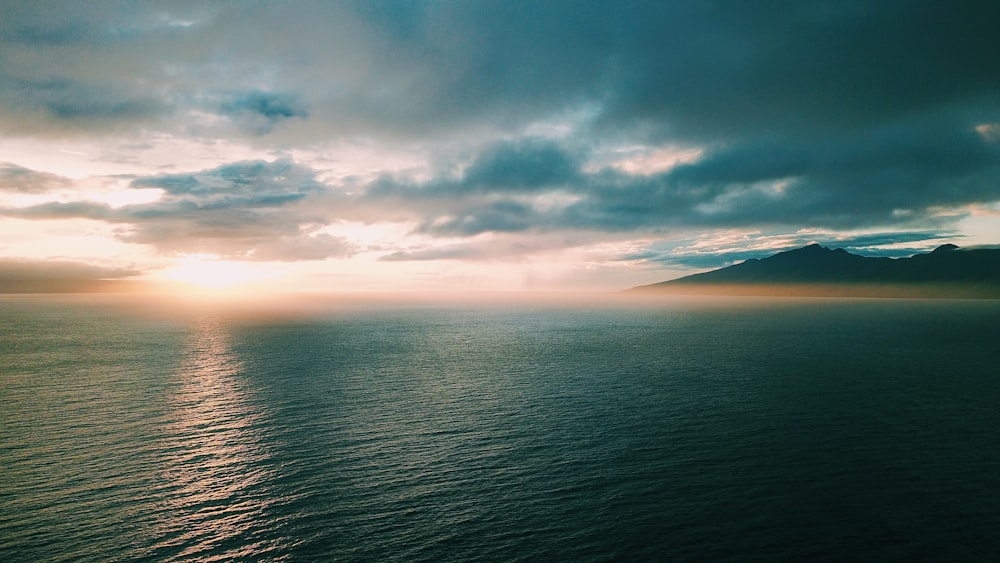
[3,160,353,261]
[4,1,997,139]
[1,1,998,282]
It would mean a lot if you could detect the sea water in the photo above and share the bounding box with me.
[2,294,999,561]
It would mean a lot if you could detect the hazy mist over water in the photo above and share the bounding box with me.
[2,294,999,561]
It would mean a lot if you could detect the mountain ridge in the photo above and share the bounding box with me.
[631,244,1000,298]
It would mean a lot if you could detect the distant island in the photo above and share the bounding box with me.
[631,244,1000,298]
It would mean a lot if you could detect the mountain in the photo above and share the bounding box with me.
[631,244,1000,298]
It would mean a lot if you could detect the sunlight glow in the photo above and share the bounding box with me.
[160,254,282,290]
[85,187,164,208]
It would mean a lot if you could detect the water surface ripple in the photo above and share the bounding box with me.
[2,296,998,561]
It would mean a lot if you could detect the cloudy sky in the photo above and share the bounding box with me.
[1,0,998,292]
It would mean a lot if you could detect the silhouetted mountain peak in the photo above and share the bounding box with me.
[790,243,827,254]
[763,244,860,270]
[632,243,1000,297]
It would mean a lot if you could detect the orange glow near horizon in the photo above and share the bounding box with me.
[158,254,283,292]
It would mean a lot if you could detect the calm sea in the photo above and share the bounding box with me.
[2,294,999,561]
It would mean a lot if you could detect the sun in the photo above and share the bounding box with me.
[160,254,280,291]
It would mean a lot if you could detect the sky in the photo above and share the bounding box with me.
[1,0,999,293]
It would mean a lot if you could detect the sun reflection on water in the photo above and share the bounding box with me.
[147,316,283,561]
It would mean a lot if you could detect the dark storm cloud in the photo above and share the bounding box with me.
[218,91,308,134]
[594,1,1000,141]
[355,122,999,237]
[330,0,1000,141]
[555,122,1000,231]
[366,139,581,199]
[353,139,582,236]
[460,139,581,192]
[221,92,306,121]
[2,0,998,140]
[415,200,536,237]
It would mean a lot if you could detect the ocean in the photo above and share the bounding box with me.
[2,294,999,561]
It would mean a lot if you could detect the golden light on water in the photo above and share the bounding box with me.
[151,316,277,559]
